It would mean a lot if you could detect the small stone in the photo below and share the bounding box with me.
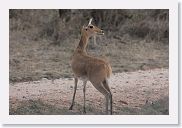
[42,78,48,81]
[111,87,115,89]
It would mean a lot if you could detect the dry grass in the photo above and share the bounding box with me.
[9,10,169,115]
[9,97,168,115]
[9,9,169,83]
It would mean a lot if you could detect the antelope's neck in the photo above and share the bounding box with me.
[76,34,89,53]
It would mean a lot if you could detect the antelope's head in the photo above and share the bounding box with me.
[82,18,104,37]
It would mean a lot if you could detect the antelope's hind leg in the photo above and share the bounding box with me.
[102,79,113,115]
[91,82,110,115]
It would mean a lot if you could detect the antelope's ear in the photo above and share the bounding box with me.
[81,25,85,32]
[81,25,86,34]
[82,25,88,30]
[82,25,85,29]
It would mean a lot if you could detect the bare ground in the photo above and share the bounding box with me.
[9,68,169,115]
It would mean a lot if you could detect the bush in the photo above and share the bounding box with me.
[9,9,169,43]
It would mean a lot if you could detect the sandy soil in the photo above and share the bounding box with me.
[9,68,168,114]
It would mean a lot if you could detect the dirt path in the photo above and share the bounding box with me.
[9,68,169,115]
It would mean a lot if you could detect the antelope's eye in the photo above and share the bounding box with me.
[89,26,93,29]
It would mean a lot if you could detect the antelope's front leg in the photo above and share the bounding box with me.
[69,77,78,110]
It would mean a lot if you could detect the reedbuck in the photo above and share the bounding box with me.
[69,18,113,114]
